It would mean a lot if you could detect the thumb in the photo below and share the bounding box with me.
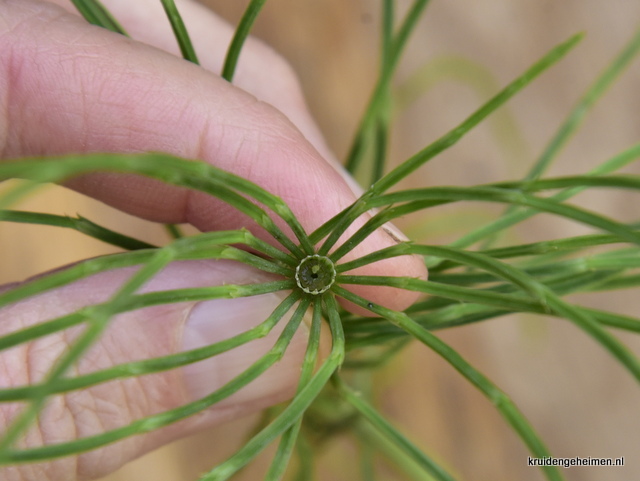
[0,260,310,481]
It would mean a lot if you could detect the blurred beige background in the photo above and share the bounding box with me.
[2,1,640,480]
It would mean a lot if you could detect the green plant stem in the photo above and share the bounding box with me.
[161,0,200,64]
[381,0,394,65]
[0,292,300,401]
[0,229,290,313]
[337,243,640,384]
[335,377,455,481]
[264,300,323,481]
[525,27,640,183]
[447,142,640,252]
[482,232,631,261]
[0,247,176,453]
[221,0,268,81]
[70,0,127,35]
[370,33,582,195]
[368,0,395,186]
[293,434,315,481]
[0,279,293,358]
[0,210,156,250]
[474,26,640,249]
[164,223,184,239]
[587,272,640,291]
[429,249,640,286]
[0,295,307,464]
[316,33,583,253]
[199,294,345,480]
[491,173,640,191]
[345,0,431,175]
[395,55,529,167]
[0,153,313,257]
[329,184,640,265]
[344,295,640,352]
[333,286,564,481]
[371,109,390,185]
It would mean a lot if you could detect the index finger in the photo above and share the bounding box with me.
[0,0,427,312]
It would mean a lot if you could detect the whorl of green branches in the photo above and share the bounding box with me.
[1,1,639,480]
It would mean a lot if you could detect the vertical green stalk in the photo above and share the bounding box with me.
[164,223,184,240]
[293,434,315,481]
[369,0,395,185]
[381,0,394,64]
[264,300,323,480]
[358,429,377,481]
[371,101,390,185]
[161,0,200,64]
[346,0,431,174]
[222,0,268,81]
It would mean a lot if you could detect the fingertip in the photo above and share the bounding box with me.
[332,214,427,316]
[338,252,428,316]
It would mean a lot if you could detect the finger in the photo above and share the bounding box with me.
[50,0,335,160]
[0,1,427,312]
[0,260,311,480]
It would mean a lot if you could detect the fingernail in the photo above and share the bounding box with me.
[181,292,309,403]
[333,163,410,244]
[381,222,410,243]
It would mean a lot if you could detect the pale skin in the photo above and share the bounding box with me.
[0,1,427,479]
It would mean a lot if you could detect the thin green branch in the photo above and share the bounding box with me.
[381,0,394,66]
[476,26,640,249]
[333,286,563,481]
[369,33,582,195]
[345,0,431,174]
[338,244,640,384]
[0,153,312,258]
[334,376,456,481]
[221,0,268,81]
[371,113,390,185]
[480,29,640,246]
[199,294,345,480]
[0,230,288,312]
[70,0,127,35]
[318,33,583,254]
[0,210,156,250]
[448,142,640,251]
[329,184,640,265]
[337,274,540,312]
[0,247,176,453]
[0,295,307,463]
[161,0,200,64]
[525,27,640,183]
[164,223,184,240]
[0,292,300,401]
[264,300,323,480]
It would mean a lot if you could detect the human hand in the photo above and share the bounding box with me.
[0,1,427,479]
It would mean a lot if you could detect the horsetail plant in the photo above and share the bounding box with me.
[1,1,639,480]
